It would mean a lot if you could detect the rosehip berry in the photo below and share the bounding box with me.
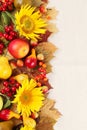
[0,33,3,37]
[0,7,2,11]
[9,78,16,84]
[3,33,9,39]
[4,87,10,92]
[1,89,5,94]
[8,35,13,40]
[5,27,10,33]
[7,92,12,97]
[8,1,12,5]
[11,86,16,92]
[0,50,3,54]
[2,7,6,11]
[10,31,14,36]
[3,3,7,8]
[15,83,20,88]
[3,81,9,87]
[8,25,13,31]
[0,43,4,49]
[5,0,9,2]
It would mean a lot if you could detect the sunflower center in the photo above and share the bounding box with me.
[20,15,34,33]
[20,90,32,105]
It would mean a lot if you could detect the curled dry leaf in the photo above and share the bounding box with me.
[35,42,57,63]
[46,63,52,73]
[36,117,56,130]
[46,23,59,33]
[39,98,61,120]
[32,0,43,7]
[47,8,58,19]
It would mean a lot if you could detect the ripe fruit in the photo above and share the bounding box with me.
[25,49,37,68]
[14,74,28,84]
[17,59,24,67]
[0,109,20,121]
[37,53,44,61]
[0,96,3,110]
[8,39,30,59]
[3,81,9,87]
[0,56,12,79]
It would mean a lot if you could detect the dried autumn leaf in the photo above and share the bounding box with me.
[36,117,56,130]
[40,98,61,120]
[47,8,58,19]
[32,0,43,7]
[12,118,22,127]
[46,63,52,73]
[46,23,59,33]
[35,42,57,62]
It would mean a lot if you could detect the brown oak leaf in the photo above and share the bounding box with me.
[39,98,61,120]
[47,8,59,20]
[46,63,52,73]
[32,0,42,7]
[35,42,57,63]
[36,117,56,130]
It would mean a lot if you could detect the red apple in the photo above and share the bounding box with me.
[8,39,30,59]
[25,57,37,69]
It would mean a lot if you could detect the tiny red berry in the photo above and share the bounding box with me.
[4,87,10,92]
[9,78,16,84]
[3,81,9,87]
[7,92,12,97]
[15,83,20,88]
[1,89,5,94]
[11,86,16,92]
[0,43,4,49]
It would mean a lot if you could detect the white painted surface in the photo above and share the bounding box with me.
[48,0,87,130]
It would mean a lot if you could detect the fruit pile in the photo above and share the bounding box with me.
[0,0,60,130]
[0,0,14,11]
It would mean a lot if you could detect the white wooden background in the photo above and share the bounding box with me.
[48,0,87,130]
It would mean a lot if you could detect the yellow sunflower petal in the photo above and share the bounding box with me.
[13,79,44,116]
[20,125,35,130]
[15,5,47,41]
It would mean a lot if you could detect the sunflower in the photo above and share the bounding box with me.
[13,79,44,116]
[15,5,47,41]
[20,125,35,130]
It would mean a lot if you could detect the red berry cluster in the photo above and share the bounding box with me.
[35,62,47,81]
[1,78,20,99]
[3,25,17,41]
[0,42,4,55]
[0,0,14,11]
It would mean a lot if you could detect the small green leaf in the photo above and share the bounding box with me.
[3,99,11,109]
[1,12,11,25]
[5,11,15,24]
[0,25,4,32]
[0,93,11,109]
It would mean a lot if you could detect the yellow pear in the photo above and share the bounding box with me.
[14,74,28,84]
[0,56,12,79]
